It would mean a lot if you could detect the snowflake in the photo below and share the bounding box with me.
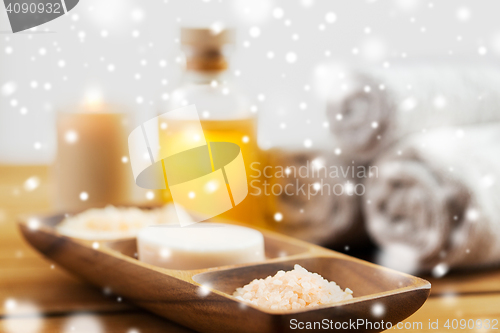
[300,0,314,8]
[274,212,283,222]
[80,192,89,201]
[371,303,386,317]
[432,263,449,278]
[24,177,40,191]
[131,8,145,22]
[272,7,284,19]
[249,26,261,38]
[285,52,297,64]
[433,95,447,108]
[65,130,78,144]
[325,12,337,24]
[456,6,470,21]
[1,82,16,96]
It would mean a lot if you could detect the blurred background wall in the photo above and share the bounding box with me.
[1,0,500,164]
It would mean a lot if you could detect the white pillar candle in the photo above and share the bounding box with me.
[54,103,133,211]
[137,223,265,270]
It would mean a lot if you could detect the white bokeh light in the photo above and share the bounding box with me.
[62,314,104,333]
[371,303,386,317]
[361,37,387,62]
[24,176,40,192]
[433,95,447,109]
[86,0,134,31]
[456,6,471,22]
[80,192,89,201]
[27,217,40,230]
[432,263,449,278]
[325,12,337,24]
[249,26,261,38]
[3,300,42,333]
[197,284,211,297]
[65,130,79,144]
[285,52,297,64]
[272,7,284,19]
[232,0,273,23]
[204,180,219,193]
[1,82,17,96]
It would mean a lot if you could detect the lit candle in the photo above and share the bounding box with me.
[54,99,133,212]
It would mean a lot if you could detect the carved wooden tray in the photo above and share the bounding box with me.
[19,213,430,332]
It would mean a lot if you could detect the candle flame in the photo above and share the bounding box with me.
[84,90,104,111]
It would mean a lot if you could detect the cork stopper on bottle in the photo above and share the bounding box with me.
[181,27,235,71]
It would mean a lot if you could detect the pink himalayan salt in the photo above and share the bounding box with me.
[233,264,353,311]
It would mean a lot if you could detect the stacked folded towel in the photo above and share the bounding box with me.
[318,63,500,272]
[323,64,500,163]
[364,125,500,273]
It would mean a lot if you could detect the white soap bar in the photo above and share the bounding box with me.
[137,223,265,270]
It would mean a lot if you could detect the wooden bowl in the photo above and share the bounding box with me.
[18,213,430,333]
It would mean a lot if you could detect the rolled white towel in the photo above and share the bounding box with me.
[261,147,366,247]
[321,63,500,162]
[364,124,500,274]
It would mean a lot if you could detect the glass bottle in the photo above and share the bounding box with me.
[159,27,260,225]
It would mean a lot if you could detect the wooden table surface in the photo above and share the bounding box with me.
[1,165,499,333]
